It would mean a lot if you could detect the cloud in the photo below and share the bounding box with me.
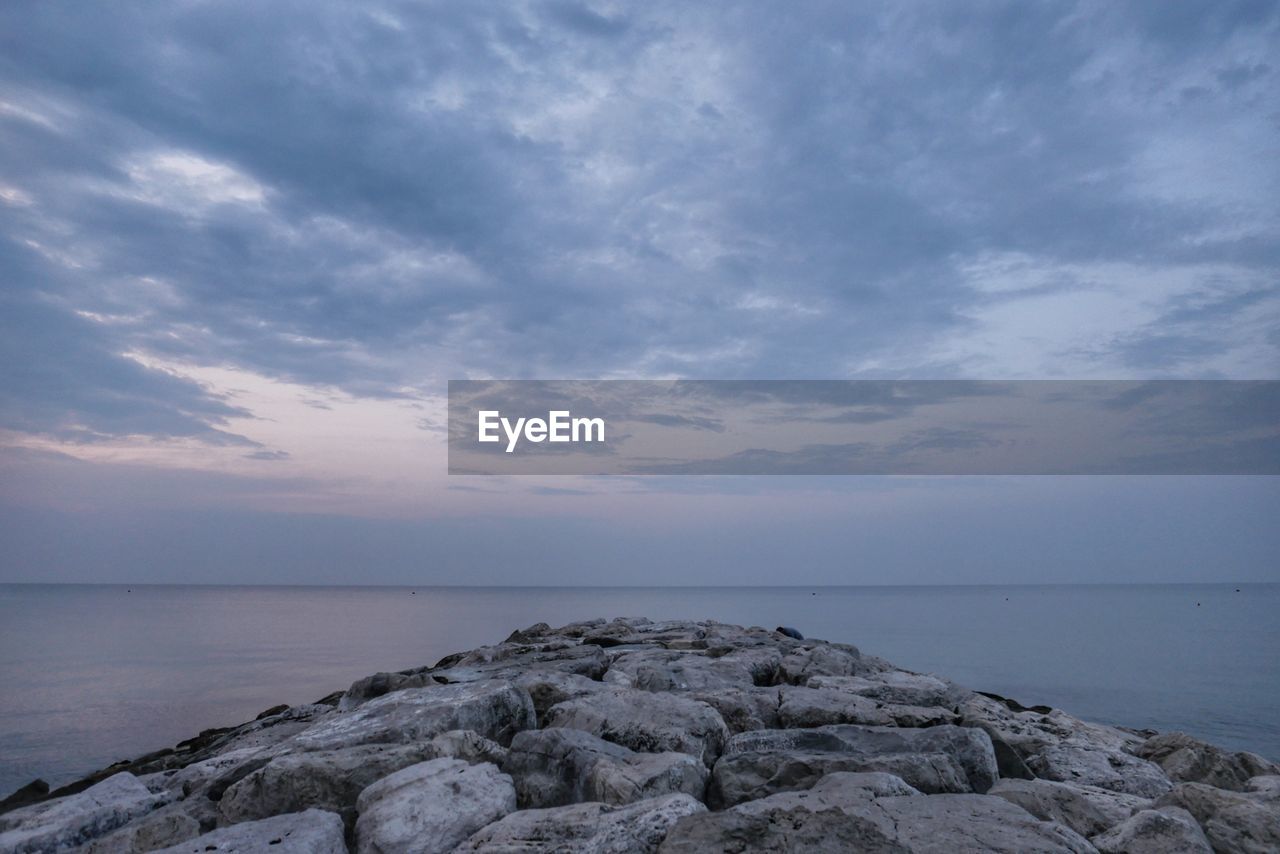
[0,0,1276,454]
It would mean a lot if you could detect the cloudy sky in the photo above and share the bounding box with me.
[1,1,1277,584]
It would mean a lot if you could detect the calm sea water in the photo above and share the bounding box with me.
[1,583,1277,797]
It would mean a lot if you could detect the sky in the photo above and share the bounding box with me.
[1,1,1277,585]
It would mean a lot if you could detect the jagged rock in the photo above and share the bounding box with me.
[151,809,345,853]
[0,772,173,853]
[602,649,755,692]
[513,671,608,726]
[990,777,1150,838]
[730,771,923,815]
[808,671,958,707]
[339,671,438,710]
[861,793,1097,853]
[79,803,202,853]
[354,758,516,854]
[723,725,998,794]
[687,687,780,734]
[658,803,909,852]
[780,643,877,684]
[0,781,48,813]
[433,641,609,684]
[456,792,706,853]
[1247,775,1280,799]
[1156,781,1280,854]
[291,681,535,750]
[1137,732,1279,791]
[219,742,435,826]
[961,695,1172,798]
[1091,806,1212,853]
[545,689,730,767]
[426,729,509,766]
[776,685,894,727]
[503,728,706,808]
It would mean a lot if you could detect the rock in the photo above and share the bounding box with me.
[808,671,957,707]
[658,803,908,852]
[219,742,435,826]
[426,729,509,767]
[1137,732,1279,791]
[1157,781,1280,854]
[151,809,345,853]
[340,671,438,710]
[0,772,173,853]
[291,681,535,751]
[687,687,780,734]
[1091,806,1212,853]
[457,792,706,853]
[503,728,706,808]
[354,758,516,854]
[1247,775,1280,799]
[865,793,1097,853]
[545,689,730,767]
[776,685,894,728]
[725,725,998,793]
[962,695,1172,798]
[990,777,1150,838]
[79,804,202,853]
[0,780,48,814]
[601,648,757,693]
[780,643,876,684]
[513,671,608,727]
[775,626,804,640]
[729,771,922,816]
[433,642,609,684]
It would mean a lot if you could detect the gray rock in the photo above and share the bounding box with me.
[513,671,608,727]
[456,792,706,853]
[434,642,609,685]
[730,771,922,816]
[1137,732,1279,792]
[291,681,535,751]
[354,758,516,854]
[1091,806,1212,854]
[220,742,435,826]
[1157,781,1280,854]
[504,728,706,808]
[1029,741,1173,799]
[545,690,730,767]
[151,809,345,853]
[687,687,780,734]
[601,649,755,693]
[881,703,962,728]
[425,729,509,766]
[0,772,173,854]
[780,643,876,684]
[808,671,958,707]
[78,804,202,854]
[724,724,998,793]
[990,777,1151,838]
[863,794,1097,853]
[1246,775,1280,799]
[658,803,909,852]
[776,685,894,728]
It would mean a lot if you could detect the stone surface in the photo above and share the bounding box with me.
[219,742,435,826]
[80,804,203,853]
[687,687,780,734]
[152,809,346,853]
[546,689,730,767]
[1137,731,1279,791]
[504,728,706,808]
[708,722,1001,808]
[808,671,958,707]
[776,685,894,727]
[513,671,608,727]
[989,777,1150,838]
[863,794,1097,853]
[658,804,909,852]
[457,792,706,853]
[0,772,173,854]
[1157,781,1280,854]
[729,771,923,816]
[292,681,535,751]
[1091,806,1212,854]
[354,758,516,854]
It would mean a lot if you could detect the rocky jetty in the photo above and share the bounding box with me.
[2,617,1277,852]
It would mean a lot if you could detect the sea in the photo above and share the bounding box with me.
[1,583,1277,798]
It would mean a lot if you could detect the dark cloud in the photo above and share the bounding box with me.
[0,0,1277,444]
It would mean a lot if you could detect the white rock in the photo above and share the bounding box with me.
[152,809,345,853]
